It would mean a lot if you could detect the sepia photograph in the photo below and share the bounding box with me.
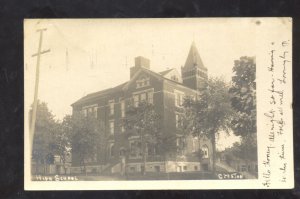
[24,18,292,190]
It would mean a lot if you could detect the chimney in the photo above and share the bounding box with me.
[130,56,150,78]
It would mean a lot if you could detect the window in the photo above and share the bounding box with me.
[176,114,183,128]
[88,107,93,115]
[183,166,187,171]
[133,95,139,107]
[109,121,114,135]
[136,76,150,88]
[180,115,184,127]
[171,75,179,82]
[129,140,142,158]
[129,142,136,157]
[119,148,126,156]
[121,124,125,133]
[141,165,145,172]
[132,89,154,106]
[147,91,153,104]
[202,145,209,158]
[154,166,160,172]
[108,143,115,157]
[241,165,247,172]
[130,167,136,172]
[141,93,147,102]
[180,94,184,106]
[176,137,180,147]
[174,91,184,107]
[93,107,98,118]
[147,145,156,155]
[194,166,198,171]
[83,109,87,117]
[109,100,114,115]
[145,78,150,86]
[175,93,180,106]
[93,153,97,162]
[121,100,125,117]
[82,105,98,118]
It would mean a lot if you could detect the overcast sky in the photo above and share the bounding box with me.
[24,18,259,150]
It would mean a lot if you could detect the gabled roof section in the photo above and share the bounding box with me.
[73,65,199,107]
[123,67,164,90]
[72,82,127,106]
[183,41,206,70]
[123,67,197,93]
[159,68,174,76]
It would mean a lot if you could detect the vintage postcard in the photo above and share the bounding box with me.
[24,18,293,190]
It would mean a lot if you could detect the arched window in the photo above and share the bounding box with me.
[201,145,209,158]
[108,143,115,157]
[119,148,126,156]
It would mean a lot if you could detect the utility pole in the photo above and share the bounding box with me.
[30,28,50,155]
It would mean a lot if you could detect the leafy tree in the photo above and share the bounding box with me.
[230,134,257,161]
[229,56,256,136]
[123,101,161,175]
[223,134,257,172]
[31,101,58,174]
[182,77,234,173]
[70,113,101,174]
[53,115,72,174]
[229,57,257,164]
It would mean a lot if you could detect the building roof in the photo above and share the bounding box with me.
[72,66,198,107]
[159,68,174,76]
[72,43,204,107]
[183,41,206,70]
[71,82,127,106]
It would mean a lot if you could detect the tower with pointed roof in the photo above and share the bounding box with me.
[181,42,208,90]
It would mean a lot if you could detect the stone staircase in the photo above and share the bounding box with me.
[216,162,236,172]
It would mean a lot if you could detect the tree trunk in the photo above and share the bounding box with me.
[61,156,67,175]
[140,131,146,176]
[143,154,146,176]
[80,156,86,175]
[43,157,46,175]
[164,153,170,180]
[35,159,39,174]
[82,160,87,176]
[198,135,201,172]
[63,160,67,175]
[211,133,216,174]
[142,138,146,176]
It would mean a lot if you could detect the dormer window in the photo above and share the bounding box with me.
[136,76,150,88]
[171,75,179,82]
